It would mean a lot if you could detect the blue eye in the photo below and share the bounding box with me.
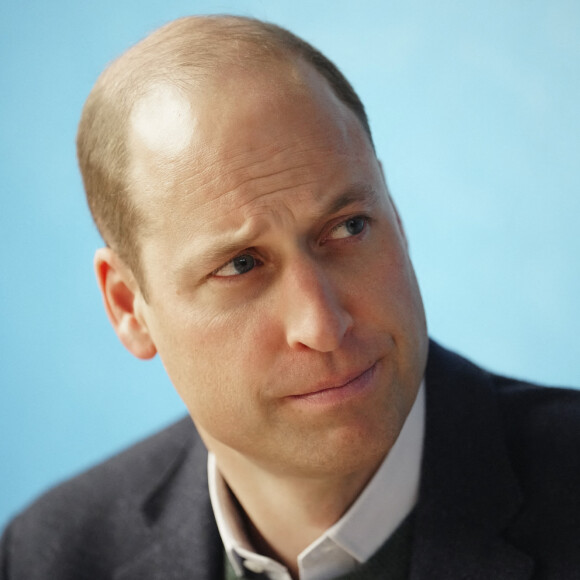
[214,254,257,277]
[328,216,368,240]
[232,255,255,274]
[345,217,366,235]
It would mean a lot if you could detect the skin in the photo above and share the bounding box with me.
[95,59,428,575]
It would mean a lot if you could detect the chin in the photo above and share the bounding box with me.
[271,419,400,481]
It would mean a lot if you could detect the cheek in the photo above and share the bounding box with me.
[376,252,428,376]
[153,305,276,422]
[354,243,426,349]
[347,241,409,306]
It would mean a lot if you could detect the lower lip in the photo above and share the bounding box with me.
[288,363,378,406]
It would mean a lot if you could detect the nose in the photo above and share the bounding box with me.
[282,258,353,352]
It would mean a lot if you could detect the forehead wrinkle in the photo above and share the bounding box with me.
[166,146,329,227]
[200,131,338,189]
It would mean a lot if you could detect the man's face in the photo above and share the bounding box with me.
[127,62,428,480]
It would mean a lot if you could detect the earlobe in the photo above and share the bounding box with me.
[94,248,157,360]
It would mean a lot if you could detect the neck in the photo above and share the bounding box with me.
[210,446,385,578]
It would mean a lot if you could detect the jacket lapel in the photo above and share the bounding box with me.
[410,342,533,580]
[114,422,223,580]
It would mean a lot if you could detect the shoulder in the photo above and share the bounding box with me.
[463,351,580,480]
[11,415,198,522]
[491,372,580,567]
[428,341,580,560]
[427,340,580,487]
[428,340,580,445]
[1,416,202,579]
[493,373,580,506]
[494,372,580,443]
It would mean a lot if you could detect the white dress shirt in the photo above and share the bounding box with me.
[208,381,425,580]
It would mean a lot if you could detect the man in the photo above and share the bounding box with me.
[1,15,579,580]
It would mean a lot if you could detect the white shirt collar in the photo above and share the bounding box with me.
[208,381,425,580]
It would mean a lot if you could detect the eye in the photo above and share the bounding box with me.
[213,254,258,278]
[327,216,368,240]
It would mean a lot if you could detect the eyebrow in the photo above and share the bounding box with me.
[324,183,381,216]
[176,183,382,280]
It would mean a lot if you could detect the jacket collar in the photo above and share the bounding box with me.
[410,341,534,580]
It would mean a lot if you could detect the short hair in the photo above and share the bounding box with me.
[77,15,374,290]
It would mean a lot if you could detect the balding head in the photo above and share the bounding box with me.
[86,16,428,487]
[77,15,374,290]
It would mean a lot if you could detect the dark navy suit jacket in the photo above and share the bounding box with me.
[2,341,580,579]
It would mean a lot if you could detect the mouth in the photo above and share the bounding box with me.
[287,362,378,404]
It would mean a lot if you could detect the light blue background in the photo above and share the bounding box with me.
[1,0,578,528]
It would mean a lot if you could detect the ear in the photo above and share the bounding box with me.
[377,159,409,248]
[94,247,157,360]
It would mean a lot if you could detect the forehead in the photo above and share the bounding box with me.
[127,61,377,243]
